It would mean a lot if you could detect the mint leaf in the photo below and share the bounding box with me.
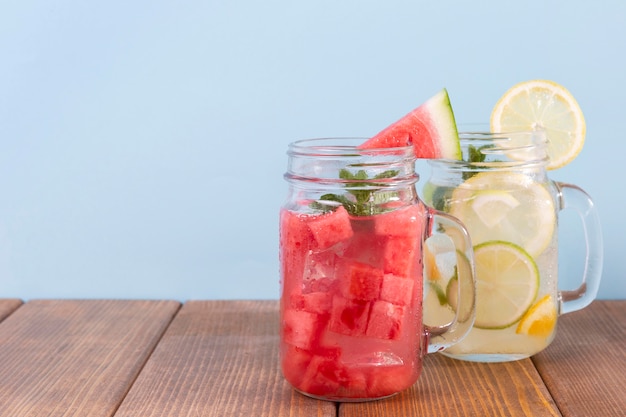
[429,145,492,210]
[462,144,492,180]
[468,144,487,163]
[311,169,400,216]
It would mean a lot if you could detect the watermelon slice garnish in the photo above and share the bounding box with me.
[360,88,461,160]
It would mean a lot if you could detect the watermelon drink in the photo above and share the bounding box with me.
[280,138,476,401]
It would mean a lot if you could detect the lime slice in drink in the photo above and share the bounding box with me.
[490,79,586,170]
[445,250,475,323]
[449,171,555,257]
[428,281,448,306]
[516,294,557,338]
[471,241,539,329]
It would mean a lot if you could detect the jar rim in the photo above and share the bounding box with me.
[288,137,414,157]
[285,137,419,186]
[429,130,549,169]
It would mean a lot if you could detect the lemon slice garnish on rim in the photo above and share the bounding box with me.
[490,79,586,170]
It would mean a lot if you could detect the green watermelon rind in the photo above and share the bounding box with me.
[422,89,462,160]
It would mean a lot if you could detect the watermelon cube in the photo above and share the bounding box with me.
[282,309,324,350]
[299,355,346,396]
[280,209,313,282]
[374,205,423,238]
[282,342,343,392]
[380,273,415,306]
[290,291,333,315]
[280,343,313,388]
[338,260,383,301]
[300,355,370,398]
[366,363,417,398]
[382,236,419,277]
[329,296,371,337]
[280,209,313,249]
[307,205,354,250]
[366,300,406,340]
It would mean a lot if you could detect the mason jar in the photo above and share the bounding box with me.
[279,137,476,401]
[422,130,603,362]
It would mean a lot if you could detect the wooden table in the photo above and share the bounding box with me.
[0,299,623,417]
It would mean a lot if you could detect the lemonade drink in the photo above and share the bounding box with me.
[422,130,598,362]
[422,79,604,362]
[422,132,558,361]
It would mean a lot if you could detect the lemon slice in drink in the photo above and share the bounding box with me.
[472,241,539,329]
[490,79,586,170]
[516,294,557,338]
[424,234,457,307]
[471,191,520,229]
[449,171,555,257]
[424,234,457,282]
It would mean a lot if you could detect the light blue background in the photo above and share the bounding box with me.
[1,1,624,300]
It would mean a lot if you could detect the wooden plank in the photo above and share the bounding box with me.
[114,300,336,417]
[340,355,561,417]
[0,298,22,321]
[532,300,626,417]
[0,299,180,417]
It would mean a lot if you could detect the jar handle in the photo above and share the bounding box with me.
[555,182,604,314]
[423,208,477,353]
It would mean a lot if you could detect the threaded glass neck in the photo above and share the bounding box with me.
[285,137,418,188]
[428,131,549,172]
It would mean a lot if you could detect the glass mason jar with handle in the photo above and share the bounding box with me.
[422,130,603,362]
[279,138,476,401]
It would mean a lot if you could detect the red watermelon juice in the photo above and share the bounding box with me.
[279,138,476,401]
[280,206,424,400]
